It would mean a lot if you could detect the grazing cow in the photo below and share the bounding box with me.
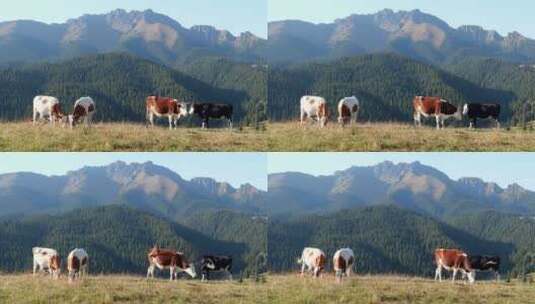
[413,96,462,129]
[468,255,500,281]
[32,247,61,279]
[333,248,355,281]
[300,96,328,127]
[434,248,474,283]
[147,245,197,281]
[68,97,95,128]
[32,96,64,125]
[462,103,501,129]
[188,103,233,129]
[200,255,233,281]
[67,248,88,282]
[337,96,360,126]
[298,247,326,278]
[146,96,188,129]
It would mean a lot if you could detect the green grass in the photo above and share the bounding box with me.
[268,121,535,151]
[267,274,535,304]
[0,122,267,152]
[0,274,268,304]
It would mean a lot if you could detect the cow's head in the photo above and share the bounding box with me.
[201,257,216,270]
[180,257,197,278]
[176,100,189,118]
[454,105,463,120]
[50,255,61,279]
[67,114,76,128]
[188,103,196,115]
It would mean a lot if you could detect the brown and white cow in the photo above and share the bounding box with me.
[413,96,462,129]
[33,96,64,126]
[67,248,88,282]
[333,248,354,282]
[32,247,61,279]
[146,96,188,129]
[298,247,326,278]
[67,97,96,128]
[434,248,475,283]
[146,245,197,281]
[337,96,360,126]
[300,96,328,127]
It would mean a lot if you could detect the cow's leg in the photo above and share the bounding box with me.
[495,118,500,129]
[435,265,442,282]
[168,115,173,130]
[227,269,233,281]
[33,261,38,276]
[495,271,500,282]
[452,268,458,282]
[169,267,175,281]
[33,111,38,126]
[147,265,155,279]
[300,263,306,277]
[228,118,233,129]
[435,116,442,129]
[300,110,307,126]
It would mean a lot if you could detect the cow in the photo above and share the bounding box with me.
[333,248,355,282]
[434,248,475,283]
[67,97,96,128]
[146,245,197,281]
[67,248,88,282]
[32,247,61,279]
[200,255,233,281]
[337,96,360,126]
[413,96,462,129]
[298,247,326,278]
[32,96,64,126]
[300,96,328,128]
[462,103,501,129]
[468,255,500,281]
[188,103,233,129]
[146,96,188,129]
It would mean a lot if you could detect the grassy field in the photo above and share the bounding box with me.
[268,121,535,151]
[0,122,267,151]
[0,274,267,304]
[267,273,535,304]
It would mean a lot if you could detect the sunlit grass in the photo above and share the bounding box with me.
[268,121,535,151]
[0,122,267,152]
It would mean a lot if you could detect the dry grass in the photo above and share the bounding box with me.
[0,122,267,152]
[268,121,535,151]
[0,274,268,304]
[267,273,535,304]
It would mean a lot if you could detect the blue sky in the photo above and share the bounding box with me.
[0,153,267,190]
[269,0,535,39]
[0,0,267,38]
[268,153,535,191]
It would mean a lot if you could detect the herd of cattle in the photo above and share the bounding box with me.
[32,95,234,129]
[299,247,500,284]
[31,245,233,282]
[300,95,501,129]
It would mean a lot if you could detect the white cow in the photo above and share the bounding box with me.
[67,248,88,282]
[33,96,64,125]
[300,96,328,127]
[298,247,326,278]
[68,97,95,128]
[32,247,61,279]
[337,96,360,126]
[333,248,355,281]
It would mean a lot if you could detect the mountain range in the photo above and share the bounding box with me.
[0,9,265,66]
[267,9,535,65]
[268,161,535,217]
[0,161,266,220]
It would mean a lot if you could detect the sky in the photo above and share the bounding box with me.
[0,0,267,38]
[0,153,267,190]
[268,153,535,191]
[269,0,535,39]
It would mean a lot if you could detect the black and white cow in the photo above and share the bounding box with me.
[467,255,501,281]
[462,103,501,129]
[200,255,232,281]
[188,103,233,129]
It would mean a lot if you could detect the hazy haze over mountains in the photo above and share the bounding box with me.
[267,9,535,64]
[268,161,535,217]
[0,161,266,219]
[0,9,266,65]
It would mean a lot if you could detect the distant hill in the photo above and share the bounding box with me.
[0,160,266,219]
[0,9,265,66]
[268,161,535,218]
[0,206,265,275]
[268,53,516,122]
[267,9,535,65]
[269,206,514,276]
[0,53,265,123]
